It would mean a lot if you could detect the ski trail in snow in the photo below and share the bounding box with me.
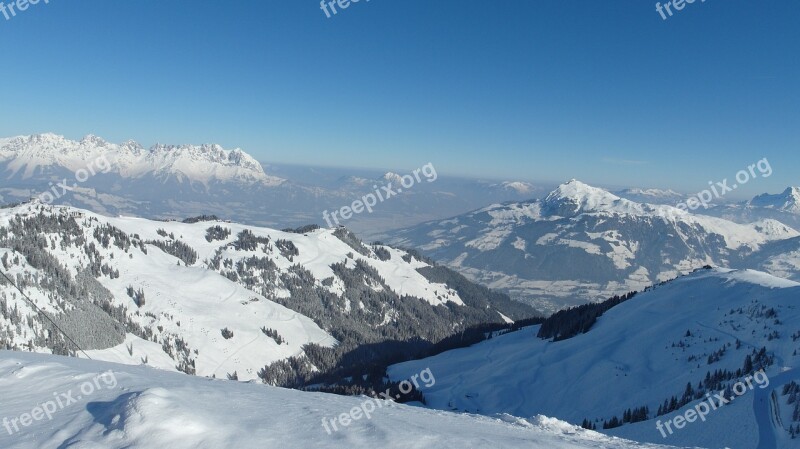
[694,319,796,448]
[510,335,549,416]
[754,367,799,449]
[210,333,262,375]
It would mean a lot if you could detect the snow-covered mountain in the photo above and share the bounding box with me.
[385,180,800,312]
[0,351,674,449]
[389,268,800,448]
[495,181,537,195]
[0,201,534,384]
[0,133,283,186]
[750,187,800,213]
[697,187,800,231]
[613,188,686,205]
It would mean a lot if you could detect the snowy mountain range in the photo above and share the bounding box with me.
[0,133,283,186]
[698,187,800,232]
[385,180,800,313]
[0,133,544,235]
[0,201,534,384]
[389,267,800,448]
[612,184,800,230]
[3,134,799,448]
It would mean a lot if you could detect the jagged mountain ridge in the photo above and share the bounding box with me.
[749,187,800,213]
[0,133,280,186]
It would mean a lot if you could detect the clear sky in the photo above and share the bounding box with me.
[0,0,797,197]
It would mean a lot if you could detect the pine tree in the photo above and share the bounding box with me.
[743,354,753,374]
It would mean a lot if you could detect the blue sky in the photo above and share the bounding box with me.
[0,0,797,197]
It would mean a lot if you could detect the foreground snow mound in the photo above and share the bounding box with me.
[0,352,679,449]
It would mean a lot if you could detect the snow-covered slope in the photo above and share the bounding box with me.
[0,202,336,380]
[389,268,800,448]
[0,352,677,449]
[386,180,800,312]
[740,236,800,283]
[0,201,532,384]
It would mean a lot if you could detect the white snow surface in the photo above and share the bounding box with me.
[0,351,679,449]
[389,268,800,449]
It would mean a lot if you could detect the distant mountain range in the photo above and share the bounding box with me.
[4,133,799,314]
[612,188,687,205]
[0,133,544,236]
[614,184,800,229]
[385,180,800,313]
[0,133,283,186]
[698,186,800,230]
